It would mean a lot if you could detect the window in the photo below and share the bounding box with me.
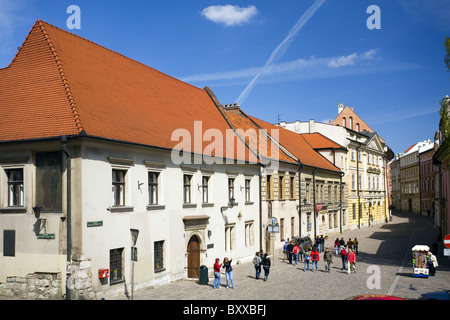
[154,241,165,272]
[358,149,362,162]
[245,221,254,247]
[266,175,272,199]
[245,179,251,202]
[289,176,295,199]
[351,173,356,190]
[148,172,159,205]
[6,169,23,207]
[112,170,126,206]
[228,177,235,201]
[110,248,124,284]
[278,173,284,199]
[3,230,15,257]
[351,148,355,161]
[352,204,356,219]
[183,174,192,204]
[225,225,235,251]
[202,176,209,203]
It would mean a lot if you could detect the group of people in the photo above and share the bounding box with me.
[213,257,235,289]
[281,237,359,273]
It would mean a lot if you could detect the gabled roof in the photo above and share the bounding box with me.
[332,106,374,132]
[300,133,345,151]
[0,20,252,163]
[220,106,298,165]
[249,116,341,173]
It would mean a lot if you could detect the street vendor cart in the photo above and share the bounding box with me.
[412,245,430,278]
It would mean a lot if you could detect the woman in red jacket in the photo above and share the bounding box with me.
[310,247,320,271]
[349,249,356,273]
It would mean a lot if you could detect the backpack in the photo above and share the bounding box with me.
[305,253,310,261]
[312,252,318,260]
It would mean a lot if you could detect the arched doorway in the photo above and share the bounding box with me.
[187,235,201,278]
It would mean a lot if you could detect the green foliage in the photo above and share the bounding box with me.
[438,36,450,167]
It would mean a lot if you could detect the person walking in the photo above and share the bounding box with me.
[334,238,340,255]
[303,247,311,271]
[348,249,356,273]
[323,248,333,272]
[286,241,294,264]
[319,235,325,252]
[261,253,271,281]
[213,258,222,288]
[340,246,348,270]
[310,246,320,271]
[252,252,262,279]
[293,243,300,266]
[283,241,288,261]
[347,238,353,251]
[353,238,359,254]
[222,257,235,289]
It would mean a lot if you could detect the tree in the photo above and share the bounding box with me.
[438,36,450,167]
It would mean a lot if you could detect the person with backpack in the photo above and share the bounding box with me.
[303,247,311,271]
[310,246,320,271]
[340,246,348,270]
[293,243,300,266]
[261,253,271,281]
[252,252,262,279]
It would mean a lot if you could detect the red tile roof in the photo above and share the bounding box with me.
[249,116,341,173]
[220,107,298,165]
[300,133,345,150]
[0,20,252,163]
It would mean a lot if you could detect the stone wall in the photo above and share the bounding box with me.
[0,273,62,300]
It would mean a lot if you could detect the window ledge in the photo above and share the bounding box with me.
[245,202,254,205]
[146,204,166,211]
[107,206,134,213]
[201,203,214,208]
[182,203,197,209]
[0,207,27,214]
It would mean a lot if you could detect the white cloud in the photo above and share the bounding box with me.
[180,49,379,82]
[201,5,257,26]
[328,49,376,68]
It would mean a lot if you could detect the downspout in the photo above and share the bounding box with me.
[312,168,318,240]
[259,165,265,253]
[356,145,361,229]
[298,163,304,237]
[61,136,71,300]
[340,171,344,234]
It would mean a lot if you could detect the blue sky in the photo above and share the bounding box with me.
[0,0,449,154]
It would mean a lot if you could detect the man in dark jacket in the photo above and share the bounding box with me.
[286,241,294,264]
[323,248,333,272]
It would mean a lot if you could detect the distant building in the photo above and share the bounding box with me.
[277,103,391,230]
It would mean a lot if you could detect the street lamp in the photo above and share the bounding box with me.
[130,228,139,300]
[220,197,235,213]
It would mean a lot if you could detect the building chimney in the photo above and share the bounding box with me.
[338,103,344,114]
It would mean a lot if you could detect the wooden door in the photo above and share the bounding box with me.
[187,236,200,278]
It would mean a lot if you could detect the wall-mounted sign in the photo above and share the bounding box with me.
[37,233,55,239]
[87,221,103,228]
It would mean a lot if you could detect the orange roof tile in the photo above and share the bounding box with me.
[249,116,341,173]
[221,107,298,165]
[0,20,253,163]
[300,133,345,150]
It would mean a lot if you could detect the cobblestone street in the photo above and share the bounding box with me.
[104,211,450,301]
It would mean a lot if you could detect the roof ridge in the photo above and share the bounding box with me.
[39,20,204,94]
[36,20,85,135]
